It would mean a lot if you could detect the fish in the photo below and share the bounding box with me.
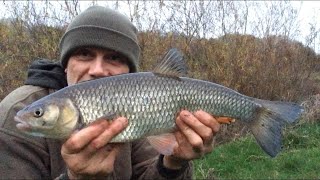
[14,48,304,157]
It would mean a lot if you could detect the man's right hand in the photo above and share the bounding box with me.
[61,117,128,179]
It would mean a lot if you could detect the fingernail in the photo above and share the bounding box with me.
[194,110,201,116]
[181,110,191,117]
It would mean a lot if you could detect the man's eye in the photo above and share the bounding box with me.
[107,54,119,60]
[72,48,93,60]
[78,50,92,58]
[79,51,90,57]
[106,54,127,64]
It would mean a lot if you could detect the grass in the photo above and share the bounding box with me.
[193,122,320,179]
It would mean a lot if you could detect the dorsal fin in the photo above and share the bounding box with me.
[153,48,188,77]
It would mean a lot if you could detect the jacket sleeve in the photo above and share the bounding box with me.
[131,138,193,180]
[0,85,65,179]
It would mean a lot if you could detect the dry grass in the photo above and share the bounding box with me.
[301,94,320,123]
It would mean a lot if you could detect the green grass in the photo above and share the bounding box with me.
[193,122,320,179]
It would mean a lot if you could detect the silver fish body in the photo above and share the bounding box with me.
[51,72,258,141]
[15,48,303,157]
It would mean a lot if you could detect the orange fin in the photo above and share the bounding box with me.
[147,133,178,155]
[216,117,235,124]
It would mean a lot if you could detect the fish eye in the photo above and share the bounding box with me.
[34,108,44,118]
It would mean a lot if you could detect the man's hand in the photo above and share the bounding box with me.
[163,110,222,169]
[61,117,128,179]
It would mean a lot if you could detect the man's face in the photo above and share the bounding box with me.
[65,47,130,85]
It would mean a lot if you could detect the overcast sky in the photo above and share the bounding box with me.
[1,1,320,53]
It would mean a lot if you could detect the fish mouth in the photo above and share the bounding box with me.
[14,116,32,131]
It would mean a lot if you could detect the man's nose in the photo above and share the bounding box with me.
[88,58,109,78]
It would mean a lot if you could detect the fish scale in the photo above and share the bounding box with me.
[15,48,303,157]
[52,72,259,142]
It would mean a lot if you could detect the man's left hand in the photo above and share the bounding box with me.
[163,110,221,169]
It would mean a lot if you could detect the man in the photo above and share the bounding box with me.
[0,6,221,179]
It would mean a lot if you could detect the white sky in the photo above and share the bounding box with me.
[0,1,320,53]
[291,1,320,40]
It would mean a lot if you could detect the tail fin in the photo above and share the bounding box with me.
[250,100,304,157]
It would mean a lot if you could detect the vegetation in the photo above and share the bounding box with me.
[0,1,319,102]
[194,122,320,179]
[0,1,319,179]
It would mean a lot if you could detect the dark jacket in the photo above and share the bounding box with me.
[0,59,192,179]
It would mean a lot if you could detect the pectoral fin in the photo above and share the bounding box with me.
[147,133,178,155]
